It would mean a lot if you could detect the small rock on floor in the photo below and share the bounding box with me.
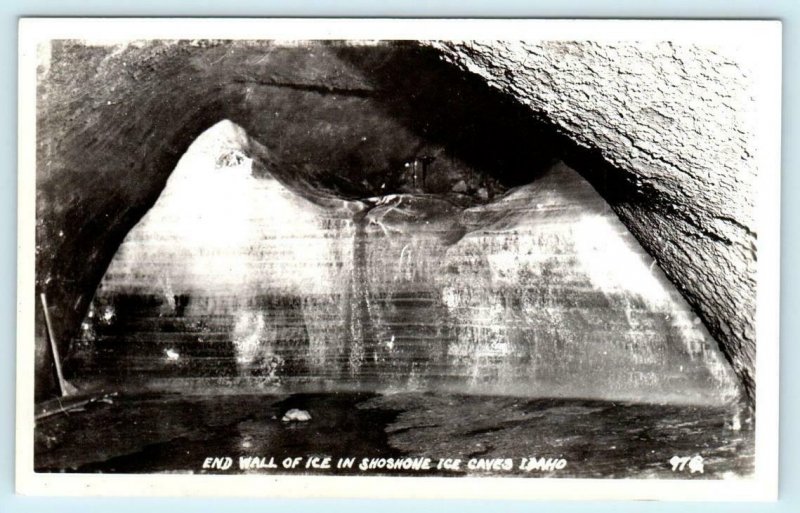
[282,408,312,422]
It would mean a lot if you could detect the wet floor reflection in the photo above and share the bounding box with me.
[35,392,753,479]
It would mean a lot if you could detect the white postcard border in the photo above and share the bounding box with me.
[16,17,782,501]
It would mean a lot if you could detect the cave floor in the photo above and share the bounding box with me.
[34,392,754,479]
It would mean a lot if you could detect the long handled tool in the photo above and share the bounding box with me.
[40,293,78,397]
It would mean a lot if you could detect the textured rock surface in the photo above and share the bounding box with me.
[70,121,739,405]
[425,41,758,401]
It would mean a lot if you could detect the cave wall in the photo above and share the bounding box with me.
[424,41,758,401]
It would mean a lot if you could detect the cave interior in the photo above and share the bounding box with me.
[31,40,756,476]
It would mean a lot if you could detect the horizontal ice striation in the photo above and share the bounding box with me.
[437,163,738,402]
[74,120,739,404]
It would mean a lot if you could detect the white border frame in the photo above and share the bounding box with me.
[16,17,782,501]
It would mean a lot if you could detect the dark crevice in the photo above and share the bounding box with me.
[231,77,377,97]
[331,42,567,190]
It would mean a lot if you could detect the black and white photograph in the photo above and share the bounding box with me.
[16,18,781,500]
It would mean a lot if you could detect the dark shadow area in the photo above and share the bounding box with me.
[333,42,567,189]
[330,42,675,228]
[332,41,668,209]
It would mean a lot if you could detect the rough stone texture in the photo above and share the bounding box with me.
[425,41,758,402]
